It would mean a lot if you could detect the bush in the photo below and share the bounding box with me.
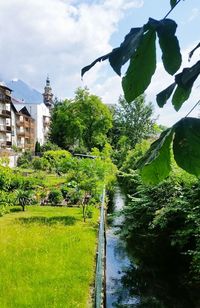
[40,141,61,152]
[0,204,9,217]
[17,151,33,168]
[48,189,63,205]
[9,174,24,190]
[32,157,43,170]
[0,166,12,190]
[121,170,200,289]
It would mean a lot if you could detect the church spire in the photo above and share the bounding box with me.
[43,75,53,108]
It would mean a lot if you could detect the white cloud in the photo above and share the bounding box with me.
[0,0,143,98]
[188,8,200,22]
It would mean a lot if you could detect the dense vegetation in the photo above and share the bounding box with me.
[118,149,200,307]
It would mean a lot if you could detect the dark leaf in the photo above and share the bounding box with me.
[136,128,174,184]
[155,19,182,75]
[173,118,200,176]
[122,29,156,103]
[172,86,192,111]
[175,61,200,88]
[81,27,144,78]
[81,53,110,78]
[170,0,178,8]
[156,82,176,107]
[172,61,200,110]
[189,42,200,61]
[109,27,144,76]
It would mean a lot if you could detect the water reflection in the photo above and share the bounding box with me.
[106,188,139,307]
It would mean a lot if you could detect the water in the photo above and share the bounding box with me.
[106,187,140,307]
[106,187,200,308]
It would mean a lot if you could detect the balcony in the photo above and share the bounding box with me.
[6,141,12,147]
[24,120,30,128]
[25,143,34,149]
[17,129,25,136]
[0,124,11,133]
[0,109,11,118]
[0,140,12,148]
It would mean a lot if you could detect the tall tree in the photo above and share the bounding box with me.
[111,95,155,150]
[49,88,112,152]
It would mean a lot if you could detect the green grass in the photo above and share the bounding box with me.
[0,206,99,308]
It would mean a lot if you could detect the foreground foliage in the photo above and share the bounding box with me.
[82,0,200,183]
[0,206,98,307]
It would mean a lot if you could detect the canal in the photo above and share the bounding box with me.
[106,187,140,307]
[105,186,200,308]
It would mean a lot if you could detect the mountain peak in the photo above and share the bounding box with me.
[6,79,43,103]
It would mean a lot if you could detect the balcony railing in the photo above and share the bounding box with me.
[0,140,12,148]
[0,124,11,132]
[0,109,11,118]
[17,129,25,136]
[6,141,12,146]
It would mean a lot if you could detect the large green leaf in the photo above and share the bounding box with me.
[172,61,200,110]
[122,29,156,103]
[156,19,181,75]
[175,61,200,88]
[109,27,144,76]
[81,27,144,77]
[172,85,192,111]
[156,82,176,107]
[173,118,200,176]
[137,128,174,184]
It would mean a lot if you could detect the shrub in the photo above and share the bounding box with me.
[0,166,12,190]
[0,190,10,216]
[9,174,24,190]
[32,157,43,170]
[17,151,32,167]
[40,141,60,152]
[48,189,63,205]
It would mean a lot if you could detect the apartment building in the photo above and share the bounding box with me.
[25,102,50,145]
[24,76,53,145]
[0,77,53,151]
[0,84,12,149]
[11,99,35,151]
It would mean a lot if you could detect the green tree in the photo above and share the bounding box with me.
[111,95,155,150]
[49,88,112,152]
[48,189,63,206]
[35,141,41,155]
[16,189,33,211]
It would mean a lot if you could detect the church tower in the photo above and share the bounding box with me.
[43,75,53,108]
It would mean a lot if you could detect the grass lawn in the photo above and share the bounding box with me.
[0,206,99,308]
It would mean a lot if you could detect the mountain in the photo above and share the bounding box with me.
[6,79,43,103]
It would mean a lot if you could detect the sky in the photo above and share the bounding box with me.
[0,0,199,126]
